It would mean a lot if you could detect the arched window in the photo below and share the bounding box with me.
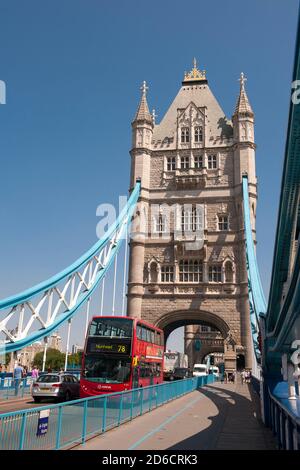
[181,127,190,143]
[194,126,203,142]
[181,206,201,233]
[150,262,158,284]
[225,261,234,283]
[179,259,203,282]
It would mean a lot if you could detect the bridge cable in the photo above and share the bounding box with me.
[64,318,72,371]
[112,253,118,315]
[242,175,267,368]
[122,227,128,316]
[100,277,105,315]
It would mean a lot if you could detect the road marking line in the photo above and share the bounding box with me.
[128,392,205,450]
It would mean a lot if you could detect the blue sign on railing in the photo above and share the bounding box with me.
[36,409,50,437]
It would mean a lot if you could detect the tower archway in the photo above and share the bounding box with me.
[155,309,230,368]
[155,309,230,343]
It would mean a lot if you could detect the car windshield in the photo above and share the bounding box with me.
[82,355,131,383]
[193,367,206,372]
[36,375,60,383]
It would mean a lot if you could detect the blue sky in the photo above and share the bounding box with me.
[0,0,298,352]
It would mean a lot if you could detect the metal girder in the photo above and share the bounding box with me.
[242,175,267,363]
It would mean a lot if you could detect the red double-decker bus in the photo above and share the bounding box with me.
[80,315,164,398]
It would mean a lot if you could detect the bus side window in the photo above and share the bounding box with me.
[139,363,145,378]
[142,327,147,342]
[146,329,152,343]
[137,324,142,340]
[156,332,161,345]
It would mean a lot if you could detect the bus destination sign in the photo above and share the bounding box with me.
[88,339,131,355]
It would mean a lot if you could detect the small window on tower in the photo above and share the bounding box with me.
[154,213,167,234]
[180,156,189,169]
[209,265,222,283]
[194,126,203,142]
[161,266,174,283]
[167,156,176,171]
[181,127,190,143]
[194,155,203,169]
[208,155,217,169]
[218,215,229,231]
[179,260,203,283]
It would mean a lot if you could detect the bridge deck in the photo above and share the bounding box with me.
[73,382,276,450]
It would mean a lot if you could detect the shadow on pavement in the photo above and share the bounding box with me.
[167,384,276,450]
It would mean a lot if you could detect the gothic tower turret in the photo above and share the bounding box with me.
[232,73,257,368]
[127,82,153,319]
[130,81,154,188]
[232,73,256,186]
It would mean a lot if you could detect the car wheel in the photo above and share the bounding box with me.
[65,391,71,402]
[33,397,41,403]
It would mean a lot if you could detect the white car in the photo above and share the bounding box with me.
[192,364,208,377]
[209,366,219,377]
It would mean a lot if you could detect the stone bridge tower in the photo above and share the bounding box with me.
[127,61,257,371]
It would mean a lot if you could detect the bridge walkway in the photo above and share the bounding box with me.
[73,382,276,450]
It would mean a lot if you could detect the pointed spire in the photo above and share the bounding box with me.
[234,72,254,117]
[133,80,152,123]
[152,109,157,125]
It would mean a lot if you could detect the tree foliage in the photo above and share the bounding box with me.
[32,349,83,371]
[33,348,65,370]
[67,352,82,367]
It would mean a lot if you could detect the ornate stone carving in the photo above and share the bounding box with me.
[219,202,228,213]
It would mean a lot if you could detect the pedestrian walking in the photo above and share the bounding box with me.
[31,365,39,381]
[13,362,24,396]
[30,365,39,392]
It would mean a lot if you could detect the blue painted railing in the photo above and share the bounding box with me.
[267,382,300,449]
[0,376,215,450]
[0,372,80,400]
[0,378,31,400]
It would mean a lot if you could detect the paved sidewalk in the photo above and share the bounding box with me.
[73,382,276,450]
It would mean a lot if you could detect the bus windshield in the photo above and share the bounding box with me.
[82,355,131,383]
[89,317,133,338]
